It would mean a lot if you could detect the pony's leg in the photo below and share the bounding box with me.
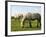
[29,20,32,28]
[22,21,24,28]
[21,21,23,28]
[40,21,41,28]
[37,20,40,28]
[21,16,26,28]
[21,20,25,28]
[39,21,41,28]
[37,20,38,28]
[37,20,41,28]
[21,18,24,28]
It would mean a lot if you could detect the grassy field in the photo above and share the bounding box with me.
[11,17,41,32]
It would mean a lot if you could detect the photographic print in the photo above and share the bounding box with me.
[5,1,45,36]
[11,4,41,31]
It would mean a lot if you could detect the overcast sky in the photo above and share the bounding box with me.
[10,5,41,16]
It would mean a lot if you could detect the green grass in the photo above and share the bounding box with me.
[11,17,41,32]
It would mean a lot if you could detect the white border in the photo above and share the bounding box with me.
[8,2,44,35]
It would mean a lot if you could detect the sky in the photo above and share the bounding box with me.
[10,5,41,16]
